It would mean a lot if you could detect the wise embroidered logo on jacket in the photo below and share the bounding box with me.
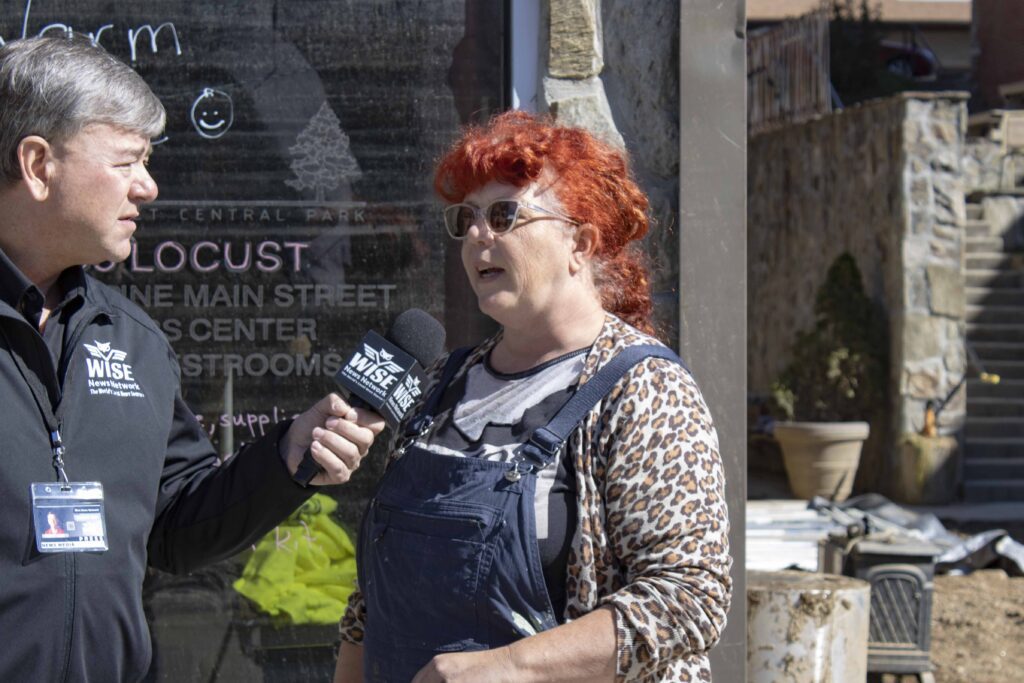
[83,341,145,398]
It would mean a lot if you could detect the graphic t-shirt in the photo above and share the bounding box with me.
[415,348,585,619]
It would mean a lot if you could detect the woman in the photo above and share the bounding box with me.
[335,111,731,682]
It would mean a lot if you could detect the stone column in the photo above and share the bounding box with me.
[543,0,624,148]
[894,94,969,502]
[899,95,968,439]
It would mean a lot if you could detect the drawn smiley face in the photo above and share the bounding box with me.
[190,88,234,139]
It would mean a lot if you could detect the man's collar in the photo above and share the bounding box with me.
[55,265,88,306]
[0,246,89,313]
[0,246,36,312]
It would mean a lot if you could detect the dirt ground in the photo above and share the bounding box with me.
[930,569,1024,683]
[748,458,1024,682]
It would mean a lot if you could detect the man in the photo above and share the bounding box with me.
[42,511,66,537]
[0,36,383,682]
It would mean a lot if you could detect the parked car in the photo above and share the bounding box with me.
[879,39,939,81]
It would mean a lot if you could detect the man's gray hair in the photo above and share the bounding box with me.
[0,35,166,182]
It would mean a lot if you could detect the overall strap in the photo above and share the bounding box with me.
[519,344,685,467]
[404,346,474,438]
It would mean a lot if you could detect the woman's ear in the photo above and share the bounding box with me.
[569,223,599,274]
[17,136,54,201]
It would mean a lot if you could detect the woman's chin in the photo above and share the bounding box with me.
[476,295,519,327]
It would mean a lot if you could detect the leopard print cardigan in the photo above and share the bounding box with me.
[339,315,732,682]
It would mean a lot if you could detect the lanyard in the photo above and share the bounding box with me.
[0,321,71,484]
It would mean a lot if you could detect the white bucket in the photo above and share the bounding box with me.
[747,570,870,683]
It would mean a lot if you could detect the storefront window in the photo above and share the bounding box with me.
[2,1,506,679]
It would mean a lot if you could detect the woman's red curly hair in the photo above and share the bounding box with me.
[434,110,655,336]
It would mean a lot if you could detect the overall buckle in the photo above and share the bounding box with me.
[396,415,434,457]
[519,427,562,466]
[505,428,562,482]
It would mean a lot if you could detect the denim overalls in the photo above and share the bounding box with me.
[358,344,682,681]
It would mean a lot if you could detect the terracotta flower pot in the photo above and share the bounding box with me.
[774,421,870,501]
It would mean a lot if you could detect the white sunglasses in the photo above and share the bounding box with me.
[442,199,578,240]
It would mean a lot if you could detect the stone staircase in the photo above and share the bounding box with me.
[964,200,1024,501]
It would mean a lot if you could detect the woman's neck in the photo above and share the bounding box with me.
[490,305,606,374]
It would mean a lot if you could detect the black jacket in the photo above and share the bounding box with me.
[0,268,312,682]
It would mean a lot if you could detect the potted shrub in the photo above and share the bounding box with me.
[771,253,887,501]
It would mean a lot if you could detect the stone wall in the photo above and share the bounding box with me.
[980,196,1024,248]
[963,137,1003,193]
[541,0,680,338]
[749,97,907,395]
[749,93,968,492]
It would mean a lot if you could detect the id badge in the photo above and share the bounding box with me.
[30,482,108,553]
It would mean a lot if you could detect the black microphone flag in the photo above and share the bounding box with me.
[334,330,426,430]
[291,308,446,487]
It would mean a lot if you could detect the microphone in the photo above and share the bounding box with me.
[292,309,446,486]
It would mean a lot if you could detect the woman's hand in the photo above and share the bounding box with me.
[411,647,519,683]
[412,607,616,683]
[333,641,363,683]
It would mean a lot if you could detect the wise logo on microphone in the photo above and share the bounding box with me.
[335,331,427,427]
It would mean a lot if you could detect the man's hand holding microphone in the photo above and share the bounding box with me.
[280,309,446,486]
[280,394,385,485]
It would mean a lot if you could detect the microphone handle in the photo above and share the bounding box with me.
[291,393,375,488]
[292,446,321,488]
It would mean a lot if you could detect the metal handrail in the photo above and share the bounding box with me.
[921,343,1000,436]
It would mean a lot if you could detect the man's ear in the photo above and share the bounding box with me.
[17,136,55,201]
[569,223,600,274]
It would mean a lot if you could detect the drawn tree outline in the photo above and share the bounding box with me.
[286,102,362,201]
